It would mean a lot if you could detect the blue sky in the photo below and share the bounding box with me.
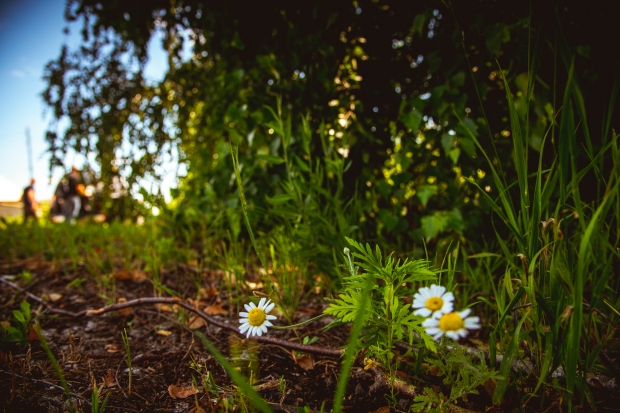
[0,0,168,201]
[0,0,73,200]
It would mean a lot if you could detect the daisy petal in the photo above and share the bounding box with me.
[441,301,454,313]
[445,331,460,341]
[265,302,275,313]
[458,308,472,319]
[432,285,446,296]
[464,317,480,329]
[414,308,432,317]
[266,315,277,320]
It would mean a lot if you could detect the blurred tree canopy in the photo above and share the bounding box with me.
[43,0,619,254]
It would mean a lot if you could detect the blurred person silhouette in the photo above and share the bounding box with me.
[51,166,86,222]
[22,178,38,222]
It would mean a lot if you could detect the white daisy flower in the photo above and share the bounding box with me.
[238,298,277,338]
[422,308,481,341]
[412,284,455,319]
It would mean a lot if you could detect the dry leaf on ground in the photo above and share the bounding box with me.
[105,344,121,353]
[204,302,227,315]
[187,316,206,330]
[156,329,172,336]
[113,269,132,281]
[102,370,116,388]
[293,353,315,371]
[199,287,218,298]
[131,270,149,282]
[27,326,38,342]
[168,384,198,399]
[117,297,132,317]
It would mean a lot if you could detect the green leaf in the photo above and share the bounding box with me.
[485,23,510,56]
[293,155,310,172]
[416,184,437,208]
[13,310,25,324]
[493,311,526,403]
[324,291,364,322]
[421,211,449,241]
[20,300,30,315]
[459,137,476,158]
[255,154,285,164]
[448,148,461,165]
[265,194,293,205]
[402,108,423,131]
[468,252,501,259]
[441,133,455,154]
[413,14,426,36]
[379,210,399,231]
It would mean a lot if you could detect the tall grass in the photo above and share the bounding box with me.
[461,49,619,409]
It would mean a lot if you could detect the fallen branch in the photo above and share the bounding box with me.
[1,276,80,317]
[1,276,343,358]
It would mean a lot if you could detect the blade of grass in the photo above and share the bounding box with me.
[493,309,528,403]
[195,331,273,413]
[499,62,530,211]
[230,143,268,271]
[565,179,619,405]
[36,324,75,413]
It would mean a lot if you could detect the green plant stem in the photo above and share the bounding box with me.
[121,328,132,397]
[270,314,328,329]
[36,324,75,413]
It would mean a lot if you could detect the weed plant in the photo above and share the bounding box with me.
[0,300,33,347]
[90,378,109,413]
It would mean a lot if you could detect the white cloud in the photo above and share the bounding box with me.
[11,70,25,78]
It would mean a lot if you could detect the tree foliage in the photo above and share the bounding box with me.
[43,0,619,253]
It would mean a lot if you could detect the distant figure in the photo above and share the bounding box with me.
[51,166,86,222]
[22,178,37,221]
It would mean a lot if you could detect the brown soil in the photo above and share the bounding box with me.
[1,259,618,412]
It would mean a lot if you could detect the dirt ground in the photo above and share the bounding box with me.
[1,258,618,412]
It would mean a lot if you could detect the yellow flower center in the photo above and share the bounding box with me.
[247,308,266,327]
[425,297,444,311]
[439,312,464,332]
